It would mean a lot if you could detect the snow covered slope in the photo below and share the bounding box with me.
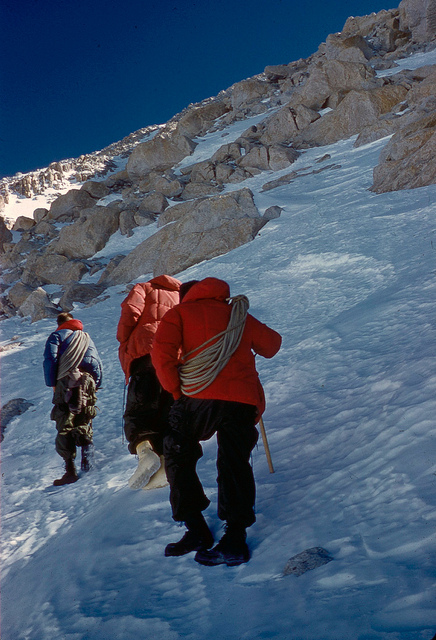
[1,58,436,640]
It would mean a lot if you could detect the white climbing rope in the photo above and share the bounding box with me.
[179,295,250,396]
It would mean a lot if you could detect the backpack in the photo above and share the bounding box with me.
[64,369,97,418]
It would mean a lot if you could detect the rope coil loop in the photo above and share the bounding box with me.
[179,295,249,396]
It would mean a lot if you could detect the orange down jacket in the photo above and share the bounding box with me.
[116,275,181,381]
[151,277,282,417]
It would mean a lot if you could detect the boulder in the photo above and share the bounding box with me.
[81,180,111,199]
[264,64,295,81]
[189,160,217,184]
[46,205,120,259]
[296,85,408,147]
[399,0,436,42]
[354,118,400,146]
[263,205,283,220]
[32,220,58,238]
[104,189,267,284]
[293,60,377,111]
[133,211,156,226]
[127,133,197,180]
[6,282,34,308]
[267,145,300,171]
[283,547,333,577]
[216,164,251,184]
[96,254,126,284]
[47,188,96,222]
[33,208,49,223]
[325,33,375,63]
[0,216,13,252]
[138,171,184,197]
[239,145,270,172]
[1,398,34,441]
[119,209,138,236]
[231,78,272,110]
[1,266,23,286]
[211,142,243,164]
[259,104,320,145]
[175,100,230,138]
[104,169,131,189]
[157,200,197,227]
[12,216,35,232]
[407,67,436,105]
[0,295,17,318]
[342,9,408,53]
[21,253,88,287]
[59,283,107,311]
[342,10,397,36]
[18,287,59,322]
[371,112,436,192]
[180,183,223,199]
[138,191,169,215]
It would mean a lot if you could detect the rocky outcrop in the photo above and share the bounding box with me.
[371,112,436,191]
[21,253,88,287]
[0,216,13,252]
[47,188,97,222]
[103,189,266,284]
[1,398,34,441]
[2,0,436,323]
[295,84,409,147]
[18,287,59,322]
[12,216,35,232]
[59,283,107,311]
[175,100,230,138]
[291,59,378,111]
[46,205,120,259]
[325,33,375,63]
[399,0,436,42]
[126,131,197,180]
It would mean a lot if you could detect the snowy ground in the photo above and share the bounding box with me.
[1,52,436,640]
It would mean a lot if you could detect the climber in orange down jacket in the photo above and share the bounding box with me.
[152,277,282,566]
[116,274,181,490]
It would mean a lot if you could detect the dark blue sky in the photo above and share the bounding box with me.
[0,0,394,178]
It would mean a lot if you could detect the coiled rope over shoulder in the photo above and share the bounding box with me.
[179,295,249,396]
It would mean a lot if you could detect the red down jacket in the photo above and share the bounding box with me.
[152,277,282,417]
[116,275,181,381]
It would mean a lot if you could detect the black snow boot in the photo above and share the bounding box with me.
[81,443,94,472]
[194,522,250,566]
[165,513,214,557]
[53,459,79,486]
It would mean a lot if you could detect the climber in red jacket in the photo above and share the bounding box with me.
[152,277,282,566]
[116,274,181,490]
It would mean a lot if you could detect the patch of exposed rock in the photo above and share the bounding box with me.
[1,0,436,322]
[1,398,34,441]
[371,112,436,191]
[102,189,269,284]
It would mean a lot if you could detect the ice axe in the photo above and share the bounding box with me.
[259,416,274,473]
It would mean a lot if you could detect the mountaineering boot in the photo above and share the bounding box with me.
[81,443,94,472]
[128,440,161,490]
[142,455,169,491]
[53,459,79,486]
[165,513,214,557]
[194,522,250,566]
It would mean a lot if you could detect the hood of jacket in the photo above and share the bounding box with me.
[150,275,181,292]
[57,319,83,332]
[183,277,230,304]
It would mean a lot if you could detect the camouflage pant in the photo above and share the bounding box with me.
[51,373,97,461]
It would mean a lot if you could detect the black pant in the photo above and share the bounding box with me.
[163,397,259,528]
[123,355,174,455]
